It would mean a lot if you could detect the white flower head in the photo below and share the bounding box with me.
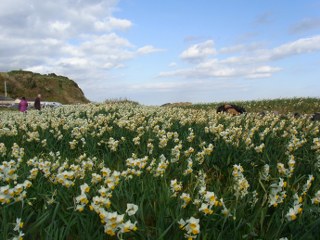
[126,203,138,216]
[13,218,23,232]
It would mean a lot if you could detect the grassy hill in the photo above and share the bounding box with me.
[0,70,90,104]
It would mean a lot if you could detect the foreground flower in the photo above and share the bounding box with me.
[232,164,250,199]
[80,183,90,193]
[178,217,200,239]
[12,231,24,240]
[170,179,182,197]
[268,178,287,207]
[12,218,24,240]
[220,198,232,218]
[285,193,302,221]
[126,203,138,216]
[14,218,24,232]
[180,193,192,208]
[199,203,213,215]
[311,190,320,204]
[285,204,302,221]
[118,220,138,233]
[102,211,125,235]
[301,175,314,196]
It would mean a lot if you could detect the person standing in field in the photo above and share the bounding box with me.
[34,94,41,110]
[18,97,28,113]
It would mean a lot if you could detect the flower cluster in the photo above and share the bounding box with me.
[268,178,287,207]
[178,217,200,239]
[170,179,183,197]
[75,183,90,212]
[0,180,32,204]
[285,194,303,221]
[232,164,250,199]
[90,203,138,237]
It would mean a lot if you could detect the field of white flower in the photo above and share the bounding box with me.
[0,102,320,239]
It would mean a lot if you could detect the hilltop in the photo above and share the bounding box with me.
[0,70,90,104]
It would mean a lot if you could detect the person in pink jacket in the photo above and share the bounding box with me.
[18,97,28,112]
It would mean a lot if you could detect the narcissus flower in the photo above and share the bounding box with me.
[126,203,138,216]
[199,203,213,215]
[14,218,24,231]
[178,217,200,239]
[312,190,320,205]
[80,183,90,193]
[180,193,191,208]
[119,220,138,233]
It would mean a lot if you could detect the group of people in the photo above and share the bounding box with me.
[18,94,41,113]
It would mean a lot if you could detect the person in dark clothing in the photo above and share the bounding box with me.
[34,94,41,110]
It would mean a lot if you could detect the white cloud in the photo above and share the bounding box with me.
[94,17,132,31]
[160,35,320,81]
[49,21,71,33]
[0,1,109,38]
[219,44,247,54]
[159,63,281,79]
[217,36,320,65]
[247,66,282,79]
[109,17,132,30]
[119,78,248,94]
[81,33,133,51]
[269,35,320,60]
[0,0,163,101]
[21,32,137,80]
[180,40,216,61]
[137,45,165,55]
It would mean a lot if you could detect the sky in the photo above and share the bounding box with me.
[0,0,320,105]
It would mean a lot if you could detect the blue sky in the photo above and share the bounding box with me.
[0,0,320,105]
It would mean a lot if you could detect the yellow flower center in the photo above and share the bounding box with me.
[290,214,297,221]
[192,229,199,234]
[106,229,115,236]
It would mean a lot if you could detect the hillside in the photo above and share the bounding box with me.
[0,70,90,104]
